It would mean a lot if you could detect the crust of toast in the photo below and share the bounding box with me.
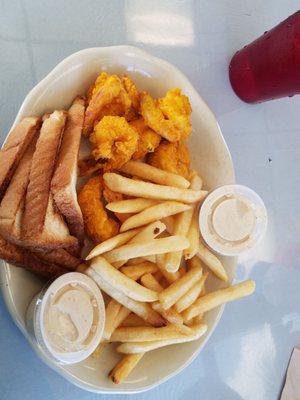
[0,117,41,201]
[33,248,81,270]
[0,236,67,279]
[52,97,85,244]
[0,136,38,242]
[22,111,78,251]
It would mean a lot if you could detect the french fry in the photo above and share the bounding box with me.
[159,265,203,310]
[103,173,208,204]
[116,324,208,354]
[76,263,88,273]
[179,267,186,276]
[109,353,145,384]
[164,172,202,272]
[161,216,175,234]
[106,198,158,213]
[153,270,163,282]
[86,228,140,260]
[90,257,158,302]
[197,242,228,282]
[121,313,150,327]
[175,272,209,313]
[103,236,190,263]
[120,201,191,232]
[110,324,191,342]
[187,256,203,270]
[120,262,158,280]
[120,160,190,189]
[184,206,200,260]
[182,280,256,321]
[113,221,166,268]
[140,273,164,292]
[103,299,122,340]
[86,267,166,327]
[152,302,183,325]
[113,306,132,330]
[156,254,181,283]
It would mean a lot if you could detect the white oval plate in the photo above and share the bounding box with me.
[0,46,236,394]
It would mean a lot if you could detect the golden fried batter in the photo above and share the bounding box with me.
[90,116,139,171]
[83,73,132,135]
[78,176,119,243]
[122,75,140,111]
[140,91,191,142]
[158,88,192,140]
[148,141,190,179]
[130,118,161,160]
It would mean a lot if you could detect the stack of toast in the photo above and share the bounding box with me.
[0,97,86,279]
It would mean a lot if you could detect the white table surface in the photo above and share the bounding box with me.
[1,1,300,399]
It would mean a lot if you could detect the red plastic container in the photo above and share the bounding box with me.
[229,11,300,103]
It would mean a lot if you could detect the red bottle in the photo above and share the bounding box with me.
[229,11,300,103]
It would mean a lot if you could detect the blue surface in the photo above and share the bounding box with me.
[1,1,300,399]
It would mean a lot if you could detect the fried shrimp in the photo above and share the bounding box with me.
[130,118,161,160]
[83,74,132,135]
[140,90,191,142]
[158,88,192,140]
[148,140,190,179]
[90,116,139,171]
[122,75,140,116]
[78,176,119,243]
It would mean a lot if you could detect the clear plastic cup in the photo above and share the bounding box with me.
[26,272,105,365]
[199,185,267,256]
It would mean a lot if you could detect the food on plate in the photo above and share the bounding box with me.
[106,198,158,214]
[148,140,190,179]
[164,172,202,272]
[0,71,258,385]
[78,176,119,243]
[140,90,191,142]
[89,256,159,302]
[129,118,161,159]
[83,73,132,136]
[182,280,256,321]
[120,262,158,280]
[158,265,203,310]
[0,235,68,278]
[116,323,207,354]
[22,111,77,251]
[51,97,85,245]
[102,236,190,263]
[0,135,38,245]
[119,201,191,232]
[158,88,192,140]
[89,116,139,170]
[103,173,207,203]
[174,271,208,313]
[85,228,140,260]
[120,160,190,188]
[0,117,41,201]
[109,353,145,384]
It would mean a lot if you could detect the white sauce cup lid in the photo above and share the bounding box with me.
[199,185,267,256]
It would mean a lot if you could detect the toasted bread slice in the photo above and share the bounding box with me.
[0,235,67,279]
[22,111,78,251]
[0,117,41,201]
[0,134,80,269]
[33,248,81,270]
[0,135,38,243]
[52,97,85,244]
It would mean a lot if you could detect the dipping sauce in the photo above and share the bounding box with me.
[199,185,267,256]
[27,272,105,364]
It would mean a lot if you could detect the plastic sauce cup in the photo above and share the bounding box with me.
[26,272,105,364]
[199,185,267,256]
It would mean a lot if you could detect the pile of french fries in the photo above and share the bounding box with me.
[84,161,256,384]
